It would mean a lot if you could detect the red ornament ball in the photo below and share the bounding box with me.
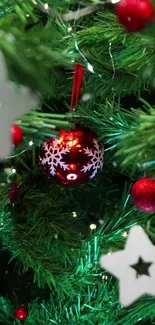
[39,126,104,185]
[115,0,154,32]
[15,306,28,321]
[11,125,23,146]
[131,177,155,212]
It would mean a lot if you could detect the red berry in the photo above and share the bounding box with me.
[11,125,23,146]
[15,306,28,321]
[115,0,154,32]
[131,177,155,212]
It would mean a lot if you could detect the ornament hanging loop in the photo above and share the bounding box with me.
[70,64,84,111]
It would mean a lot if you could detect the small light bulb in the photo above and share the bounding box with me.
[112,161,117,167]
[44,3,49,10]
[29,140,34,146]
[26,14,30,17]
[102,275,108,280]
[0,222,3,226]
[12,168,16,174]
[90,223,97,230]
[72,211,77,218]
[122,231,128,237]
[111,0,120,3]
[81,93,91,102]
[71,59,75,63]
[68,27,72,32]
[87,63,94,73]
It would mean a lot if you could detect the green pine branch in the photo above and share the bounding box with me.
[0,3,155,100]
[78,98,155,174]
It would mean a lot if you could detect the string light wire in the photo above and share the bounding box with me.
[68,2,111,82]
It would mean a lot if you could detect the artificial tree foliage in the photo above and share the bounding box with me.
[0,0,155,324]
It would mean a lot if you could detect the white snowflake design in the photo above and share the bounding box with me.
[81,139,104,179]
[41,139,70,176]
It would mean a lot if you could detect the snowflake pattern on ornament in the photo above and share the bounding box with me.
[81,139,104,179]
[41,139,70,176]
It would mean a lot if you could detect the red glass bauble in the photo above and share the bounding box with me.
[15,307,28,321]
[115,0,154,32]
[11,125,23,146]
[39,126,104,185]
[131,177,155,212]
[8,183,19,202]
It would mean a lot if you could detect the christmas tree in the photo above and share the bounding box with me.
[1,0,155,323]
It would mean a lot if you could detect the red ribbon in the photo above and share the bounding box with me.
[70,64,84,110]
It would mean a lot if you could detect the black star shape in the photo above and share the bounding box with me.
[130,257,152,278]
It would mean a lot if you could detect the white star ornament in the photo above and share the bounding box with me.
[100,225,155,307]
[0,51,39,159]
